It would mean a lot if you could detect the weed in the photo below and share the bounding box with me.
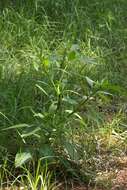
[0,0,127,189]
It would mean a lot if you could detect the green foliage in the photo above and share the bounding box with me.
[0,0,127,188]
[15,151,32,168]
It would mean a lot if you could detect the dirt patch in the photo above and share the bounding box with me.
[112,168,127,190]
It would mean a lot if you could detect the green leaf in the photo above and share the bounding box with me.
[97,91,113,96]
[85,76,95,88]
[64,141,79,161]
[15,152,32,168]
[33,62,39,71]
[49,102,57,112]
[36,84,49,97]
[63,97,78,105]
[43,58,49,67]
[68,51,76,61]
[2,124,30,131]
[39,144,54,159]
[21,127,41,138]
[34,113,44,119]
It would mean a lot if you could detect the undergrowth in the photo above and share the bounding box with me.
[0,0,127,189]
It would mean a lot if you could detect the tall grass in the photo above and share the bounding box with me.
[0,0,127,188]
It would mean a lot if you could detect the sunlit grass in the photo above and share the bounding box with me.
[0,0,127,189]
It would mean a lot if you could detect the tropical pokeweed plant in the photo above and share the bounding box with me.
[2,75,116,169]
[1,44,123,169]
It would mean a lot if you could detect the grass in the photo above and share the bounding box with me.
[0,0,127,189]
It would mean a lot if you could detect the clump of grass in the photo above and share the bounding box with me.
[23,161,57,190]
[0,159,57,190]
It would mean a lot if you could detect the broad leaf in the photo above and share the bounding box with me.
[15,152,32,168]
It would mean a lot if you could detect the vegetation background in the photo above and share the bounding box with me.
[0,0,127,189]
